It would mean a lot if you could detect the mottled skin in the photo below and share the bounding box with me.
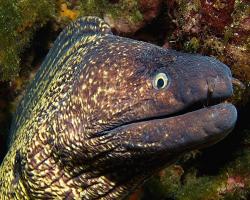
[0,17,237,199]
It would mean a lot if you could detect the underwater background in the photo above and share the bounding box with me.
[0,0,249,199]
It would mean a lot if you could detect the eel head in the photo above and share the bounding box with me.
[51,36,237,198]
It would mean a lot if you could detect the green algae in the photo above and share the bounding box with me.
[0,0,144,81]
[0,0,56,81]
[175,176,223,200]
[79,0,143,22]
[141,165,183,199]
[184,37,200,53]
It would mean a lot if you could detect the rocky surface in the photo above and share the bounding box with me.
[0,0,249,199]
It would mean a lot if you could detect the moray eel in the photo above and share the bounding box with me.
[0,17,237,199]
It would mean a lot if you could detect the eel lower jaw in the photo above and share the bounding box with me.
[113,103,237,154]
[167,102,237,152]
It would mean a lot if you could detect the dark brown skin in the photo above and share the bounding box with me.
[0,17,237,199]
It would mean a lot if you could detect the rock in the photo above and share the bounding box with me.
[103,0,163,35]
[103,14,144,35]
[0,1,250,199]
[139,0,162,22]
[0,0,56,81]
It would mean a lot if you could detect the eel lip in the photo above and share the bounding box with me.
[116,103,237,154]
[167,103,237,152]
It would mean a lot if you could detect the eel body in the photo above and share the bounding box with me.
[0,17,237,199]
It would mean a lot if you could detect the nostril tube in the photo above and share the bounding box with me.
[206,79,215,106]
[232,78,245,90]
[207,81,215,94]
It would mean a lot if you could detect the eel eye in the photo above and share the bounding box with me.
[153,72,169,90]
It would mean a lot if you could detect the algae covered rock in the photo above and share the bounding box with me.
[0,0,56,81]
[0,0,249,199]
[141,129,250,200]
[103,0,162,34]
[0,0,162,81]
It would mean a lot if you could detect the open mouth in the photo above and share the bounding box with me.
[96,78,243,155]
[97,79,241,153]
[102,77,244,135]
[112,101,237,153]
[101,97,232,135]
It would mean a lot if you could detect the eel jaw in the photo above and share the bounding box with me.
[112,102,237,157]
